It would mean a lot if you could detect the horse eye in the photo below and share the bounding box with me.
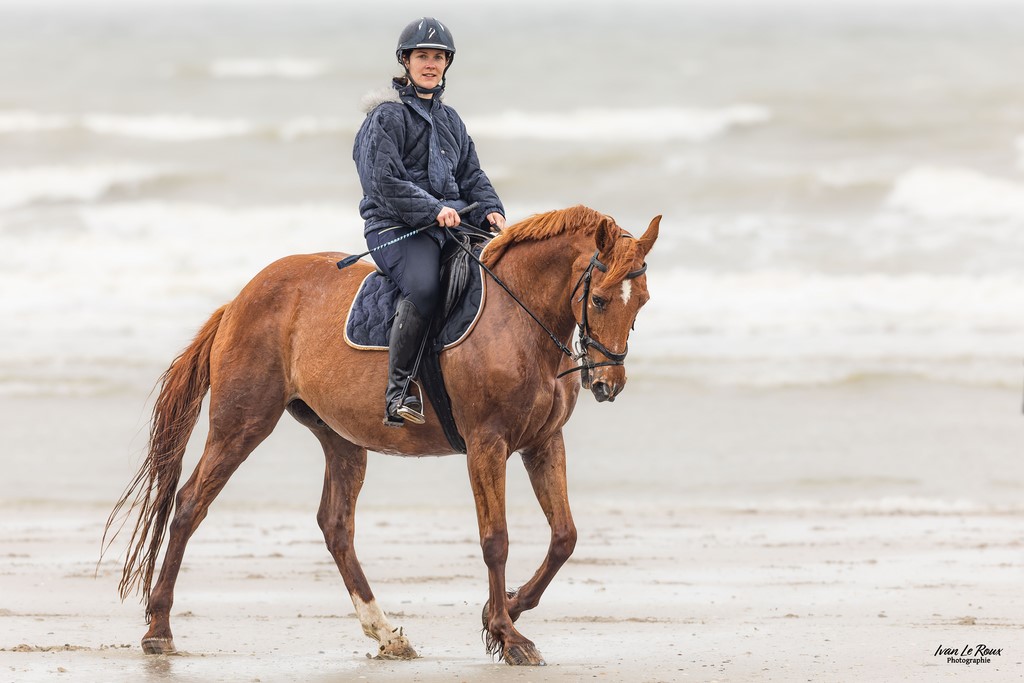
[591,295,606,310]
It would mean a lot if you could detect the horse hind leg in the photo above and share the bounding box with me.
[286,400,417,659]
[142,384,286,654]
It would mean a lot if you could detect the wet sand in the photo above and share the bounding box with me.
[2,378,1023,681]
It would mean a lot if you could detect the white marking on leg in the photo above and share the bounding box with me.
[352,595,394,643]
[352,594,417,659]
[620,279,632,304]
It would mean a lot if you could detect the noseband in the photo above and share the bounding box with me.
[559,250,648,387]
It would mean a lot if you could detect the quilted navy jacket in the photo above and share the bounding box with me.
[353,79,504,236]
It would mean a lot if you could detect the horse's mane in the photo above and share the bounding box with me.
[482,205,640,285]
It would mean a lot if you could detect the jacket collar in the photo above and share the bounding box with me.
[394,78,443,119]
[393,76,444,100]
[360,79,443,121]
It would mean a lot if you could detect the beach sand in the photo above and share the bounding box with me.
[1,377,1023,681]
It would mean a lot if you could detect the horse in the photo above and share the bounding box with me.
[104,204,661,666]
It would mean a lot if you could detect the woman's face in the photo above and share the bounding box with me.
[404,49,449,91]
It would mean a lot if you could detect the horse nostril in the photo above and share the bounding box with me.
[592,381,610,402]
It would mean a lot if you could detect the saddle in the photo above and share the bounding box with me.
[344,231,489,453]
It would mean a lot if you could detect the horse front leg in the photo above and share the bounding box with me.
[507,431,577,623]
[467,437,546,666]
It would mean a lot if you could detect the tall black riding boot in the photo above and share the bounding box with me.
[384,298,428,426]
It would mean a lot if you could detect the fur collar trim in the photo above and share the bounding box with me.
[360,78,444,114]
[360,86,402,114]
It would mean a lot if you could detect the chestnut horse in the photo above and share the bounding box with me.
[105,205,660,665]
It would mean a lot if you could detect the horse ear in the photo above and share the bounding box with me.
[637,215,661,257]
[595,216,618,255]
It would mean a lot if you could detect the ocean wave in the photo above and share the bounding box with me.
[813,159,901,190]
[0,110,70,133]
[0,104,774,145]
[661,209,1024,276]
[0,105,772,144]
[0,109,356,142]
[641,269,1024,335]
[0,165,172,211]
[0,109,256,141]
[465,105,772,143]
[278,116,353,141]
[82,113,256,141]
[627,356,1021,389]
[1,200,1022,393]
[208,58,330,80]
[0,200,364,397]
[627,268,1024,387]
[886,165,1024,221]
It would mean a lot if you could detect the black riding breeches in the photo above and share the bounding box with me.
[366,226,443,318]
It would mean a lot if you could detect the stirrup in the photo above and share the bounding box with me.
[383,400,424,427]
[396,403,425,425]
[396,381,425,425]
[384,381,425,427]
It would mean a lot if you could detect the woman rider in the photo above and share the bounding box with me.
[353,17,506,426]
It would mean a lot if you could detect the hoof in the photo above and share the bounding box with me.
[504,642,546,666]
[376,635,418,660]
[141,637,176,655]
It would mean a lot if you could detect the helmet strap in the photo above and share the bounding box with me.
[414,79,446,96]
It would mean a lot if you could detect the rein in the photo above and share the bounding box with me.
[450,224,647,386]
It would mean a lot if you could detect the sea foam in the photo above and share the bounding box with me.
[629,268,1024,387]
[0,110,71,134]
[81,114,256,142]
[3,195,1021,393]
[887,165,1024,221]
[0,165,170,210]
[0,109,256,141]
[466,105,772,143]
[208,58,330,80]
[0,109,355,142]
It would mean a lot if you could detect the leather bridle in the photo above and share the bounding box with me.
[445,226,647,387]
[559,249,647,387]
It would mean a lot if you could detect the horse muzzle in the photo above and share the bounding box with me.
[590,379,623,403]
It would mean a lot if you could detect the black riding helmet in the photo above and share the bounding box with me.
[395,17,456,65]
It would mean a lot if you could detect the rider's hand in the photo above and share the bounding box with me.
[486,212,506,232]
[437,206,461,227]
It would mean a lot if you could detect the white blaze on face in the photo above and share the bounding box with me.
[620,279,632,305]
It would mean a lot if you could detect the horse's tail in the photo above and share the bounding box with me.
[102,304,227,614]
